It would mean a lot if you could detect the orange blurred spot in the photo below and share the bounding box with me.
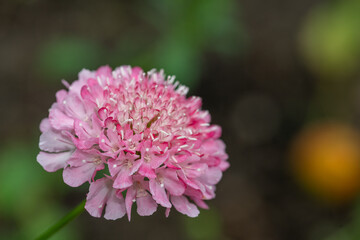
[290,123,360,205]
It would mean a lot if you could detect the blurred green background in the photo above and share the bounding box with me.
[2,0,360,239]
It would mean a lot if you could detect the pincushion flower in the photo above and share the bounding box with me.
[37,65,229,221]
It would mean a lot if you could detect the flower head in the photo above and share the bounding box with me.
[37,65,229,220]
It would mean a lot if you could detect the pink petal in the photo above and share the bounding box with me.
[161,169,185,196]
[171,196,199,218]
[55,89,68,106]
[108,158,122,176]
[85,178,110,218]
[138,164,156,179]
[165,207,171,218]
[200,167,223,185]
[63,93,87,120]
[192,198,209,209]
[149,152,169,169]
[78,69,95,83]
[219,160,230,171]
[129,160,142,175]
[104,190,126,220]
[49,108,74,130]
[131,66,143,80]
[66,149,91,167]
[40,118,51,132]
[125,186,136,221]
[136,195,158,216]
[63,163,97,187]
[37,151,72,172]
[113,167,133,189]
[39,129,73,152]
[149,179,171,208]
[183,163,208,178]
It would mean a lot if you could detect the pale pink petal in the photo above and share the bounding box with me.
[129,160,142,175]
[37,151,73,172]
[136,195,158,216]
[192,198,209,209]
[63,163,96,187]
[55,89,68,105]
[161,169,186,196]
[200,167,223,185]
[125,186,136,221]
[149,179,171,208]
[40,118,51,132]
[108,158,122,176]
[149,152,168,169]
[113,167,133,189]
[39,129,73,152]
[165,207,171,218]
[219,160,230,171]
[138,164,156,179]
[85,178,110,218]
[183,163,208,178]
[49,108,74,130]
[104,190,126,220]
[171,196,199,218]
[63,93,87,120]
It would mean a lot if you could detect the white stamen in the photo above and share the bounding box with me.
[146,148,149,152]
[97,76,102,86]
[171,156,178,162]
[113,164,117,168]
[82,159,86,163]
[200,123,210,127]
[160,183,164,188]
[120,130,124,139]
[160,130,169,136]
[98,204,103,208]
[110,98,117,104]
[148,69,156,76]
[120,67,127,77]
[101,139,105,143]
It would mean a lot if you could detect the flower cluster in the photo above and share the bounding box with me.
[37,66,229,220]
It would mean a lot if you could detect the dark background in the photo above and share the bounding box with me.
[1,0,360,239]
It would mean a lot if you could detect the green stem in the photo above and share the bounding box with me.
[35,200,86,240]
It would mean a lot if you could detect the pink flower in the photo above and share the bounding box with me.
[37,65,229,220]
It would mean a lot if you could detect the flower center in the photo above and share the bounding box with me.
[143,153,151,163]
[93,157,102,165]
